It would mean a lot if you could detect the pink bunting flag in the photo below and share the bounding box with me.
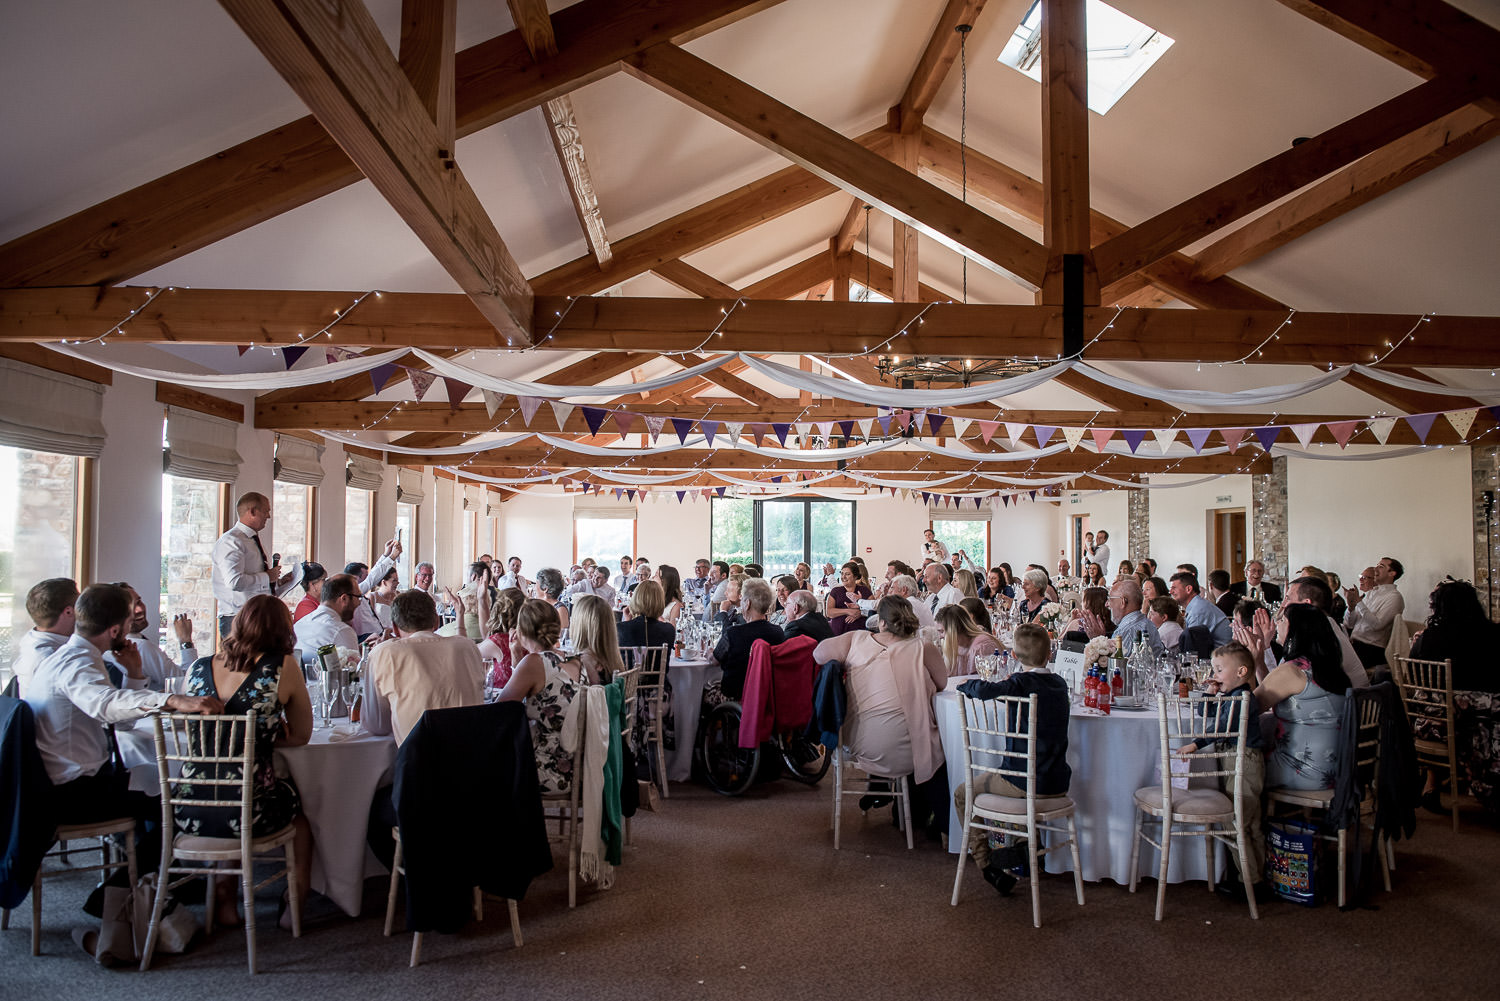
[408,369,437,402]
[613,412,638,441]
[1089,428,1116,451]
[977,421,1000,445]
[443,378,470,413]
[1327,421,1359,448]
[1220,428,1245,454]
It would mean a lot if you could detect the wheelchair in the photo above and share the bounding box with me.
[697,699,831,797]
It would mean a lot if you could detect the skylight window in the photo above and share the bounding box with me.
[997,0,1174,115]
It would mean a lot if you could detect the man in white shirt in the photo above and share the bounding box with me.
[1344,556,1406,670]
[103,583,197,691]
[212,491,300,638]
[567,564,617,607]
[1086,529,1112,579]
[494,555,531,593]
[294,574,361,654]
[922,563,962,615]
[612,555,635,593]
[922,528,950,564]
[26,584,221,871]
[703,561,730,622]
[863,574,936,630]
[9,577,77,698]
[344,539,400,597]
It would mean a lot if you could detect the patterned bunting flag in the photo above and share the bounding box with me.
[701,420,720,445]
[1120,429,1149,454]
[1367,417,1396,445]
[1033,426,1057,448]
[1185,428,1213,454]
[1447,409,1478,439]
[613,412,638,441]
[516,396,543,426]
[369,362,398,394]
[1327,421,1359,448]
[726,422,744,444]
[927,413,949,436]
[443,378,470,413]
[977,421,999,445]
[1089,428,1115,451]
[408,369,437,401]
[671,417,694,444]
[1062,427,1087,451]
[281,346,310,370]
[644,415,667,442]
[1289,423,1319,447]
[1252,426,1282,452]
[1152,428,1177,454]
[326,345,358,364]
[1406,413,1438,443]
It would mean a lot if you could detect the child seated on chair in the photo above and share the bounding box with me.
[1178,641,1267,899]
[953,623,1070,896]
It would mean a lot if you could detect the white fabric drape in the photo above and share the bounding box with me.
[0,359,108,458]
[1071,363,1353,408]
[412,348,732,399]
[345,453,384,490]
[48,344,408,389]
[395,467,425,506]
[736,353,1075,406]
[163,406,242,482]
[273,435,325,486]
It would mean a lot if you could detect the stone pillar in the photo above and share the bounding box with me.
[1472,445,1500,617]
[1251,456,1289,585]
[1126,488,1149,563]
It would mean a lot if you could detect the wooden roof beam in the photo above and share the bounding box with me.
[1039,0,1096,306]
[219,0,534,344]
[893,0,990,133]
[652,261,742,299]
[623,44,1048,288]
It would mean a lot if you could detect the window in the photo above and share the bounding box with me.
[395,502,416,587]
[997,0,1175,114]
[710,498,855,573]
[272,481,313,612]
[161,474,225,654]
[932,519,989,569]
[463,510,477,564]
[344,487,372,568]
[574,515,635,570]
[710,497,754,565]
[0,446,82,674]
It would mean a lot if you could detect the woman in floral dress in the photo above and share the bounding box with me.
[178,594,314,929]
[499,599,602,794]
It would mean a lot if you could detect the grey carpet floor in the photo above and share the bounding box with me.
[4,781,1498,1001]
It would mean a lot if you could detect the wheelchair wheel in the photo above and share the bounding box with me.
[699,703,760,797]
[778,732,831,785]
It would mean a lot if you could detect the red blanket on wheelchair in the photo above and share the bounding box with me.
[738,635,818,749]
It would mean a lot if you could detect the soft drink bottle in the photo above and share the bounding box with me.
[1084,668,1098,709]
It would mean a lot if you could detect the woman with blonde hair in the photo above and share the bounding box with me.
[619,578,676,651]
[500,599,601,794]
[569,594,624,685]
[952,568,979,599]
[478,586,526,687]
[937,603,1001,676]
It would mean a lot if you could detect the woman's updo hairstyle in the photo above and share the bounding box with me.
[877,595,920,639]
[516,598,562,649]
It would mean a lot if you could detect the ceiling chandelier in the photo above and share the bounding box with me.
[873,355,1049,387]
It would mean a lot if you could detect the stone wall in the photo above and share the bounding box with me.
[1252,456,1289,584]
[1473,445,1500,617]
[1126,488,1149,562]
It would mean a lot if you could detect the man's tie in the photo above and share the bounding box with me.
[930,593,940,612]
[250,532,272,593]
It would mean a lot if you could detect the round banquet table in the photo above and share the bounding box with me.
[665,655,722,782]
[274,725,397,916]
[934,684,1218,886]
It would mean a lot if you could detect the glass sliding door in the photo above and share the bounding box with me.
[711,497,855,572]
[759,500,806,576]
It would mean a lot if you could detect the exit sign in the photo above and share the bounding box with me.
[1216,495,1233,503]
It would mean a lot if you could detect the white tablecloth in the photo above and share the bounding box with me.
[665,656,722,782]
[935,688,1217,885]
[275,727,397,916]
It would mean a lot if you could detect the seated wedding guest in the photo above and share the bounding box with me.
[978,567,1012,606]
[458,561,493,639]
[814,596,948,840]
[1082,562,1106,588]
[1258,603,1351,791]
[921,563,962,616]
[1207,569,1237,617]
[1066,586,1114,642]
[1056,556,1072,582]
[937,604,1001,676]
[657,564,685,625]
[10,577,77,698]
[1079,578,1163,656]
[683,558,713,603]
[478,588,527,688]
[826,561,873,635]
[1408,578,1500,814]
[782,590,833,642]
[1148,596,1184,651]
[952,622,1070,894]
[179,594,314,929]
[1115,559,1135,581]
[950,550,979,575]
[959,597,994,636]
[500,599,602,795]
[793,561,813,591]
[293,561,326,622]
[1326,572,1347,623]
[568,563,618,608]
[619,580,676,652]
[347,537,400,596]
[293,572,360,653]
[1139,558,1158,579]
[612,556,635,593]
[715,577,745,630]
[1344,556,1406,670]
[104,583,196,691]
[26,584,222,879]
[952,569,979,600]
[1171,571,1234,646]
[741,562,761,579]
[1141,575,1169,604]
[363,590,485,866]
[864,574,936,631]
[771,574,799,624]
[1235,577,1367,688]
[1231,559,1282,604]
[570,594,624,684]
[706,579,784,706]
[1177,563,1200,579]
[816,562,839,588]
[535,567,571,629]
[1016,569,1051,623]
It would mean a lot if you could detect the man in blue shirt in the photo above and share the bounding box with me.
[1106,578,1164,655]
[1170,571,1233,647]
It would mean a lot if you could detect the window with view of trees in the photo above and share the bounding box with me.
[711,498,854,573]
[932,519,988,568]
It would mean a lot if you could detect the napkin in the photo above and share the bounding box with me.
[326,723,365,742]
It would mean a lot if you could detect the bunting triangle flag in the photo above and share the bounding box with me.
[408,369,437,402]
[1406,413,1438,443]
[480,389,503,418]
[921,492,931,505]
[815,421,834,437]
[676,491,686,503]
[1447,408,1478,439]
[1062,426,1087,451]
[1002,495,1010,507]
[644,415,667,442]
[950,416,972,439]
[1029,490,1038,501]
[1153,428,1178,454]
[1089,428,1116,451]
[700,420,720,445]
[726,421,744,444]
[1033,425,1057,449]
[443,378,470,413]
[1120,429,1149,454]
[1327,420,1360,448]
[516,395,543,426]
[326,345,358,364]
[855,419,872,438]
[771,423,791,446]
[750,425,767,447]
[1004,422,1028,446]
[895,411,913,431]
[369,362,398,395]
[1289,423,1319,447]
[613,487,623,499]
[1368,417,1397,444]
[670,417,694,444]
[582,406,608,436]
[281,345,310,370]
[927,412,949,436]
[977,420,999,445]
[236,345,252,356]
[626,489,636,502]
[1185,428,1213,454]
[1252,426,1282,452]
[771,475,783,484]
[1221,428,1246,454]
[613,412,638,441]
[715,486,726,498]
[836,420,855,439]
[876,413,893,436]
[549,401,574,430]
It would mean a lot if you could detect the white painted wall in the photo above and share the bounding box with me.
[854,494,928,569]
[1147,474,1254,574]
[93,372,167,617]
[993,500,1064,573]
[1288,449,1472,612]
[1058,489,1131,570]
[637,495,711,570]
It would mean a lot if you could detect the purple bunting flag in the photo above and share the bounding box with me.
[443,378,471,413]
[281,345,310,370]
[582,406,608,436]
[1252,426,1282,452]
[1120,429,1149,454]
[368,362,397,394]
[1033,425,1058,449]
[1406,413,1439,443]
[1185,428,1214,454]
[927,412,949,436]
[671,417,695,444]
[700,420,720,445]
[771,422,791,446]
